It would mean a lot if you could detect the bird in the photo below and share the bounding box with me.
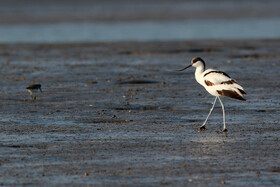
[26,84,42,100]
[178,57,246,132]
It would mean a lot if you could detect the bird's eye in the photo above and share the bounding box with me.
[192,60,198,64]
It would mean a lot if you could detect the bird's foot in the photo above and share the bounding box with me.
[198,125,206,131]
[216,128,228,134]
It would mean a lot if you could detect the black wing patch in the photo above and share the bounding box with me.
[26,84,41,90]
[217,90,246,101]
[238,88,246,95]
[204,71,230,78]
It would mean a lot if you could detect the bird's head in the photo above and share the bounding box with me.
[178,57,205,71]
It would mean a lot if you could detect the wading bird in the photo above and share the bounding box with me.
[26,84,42,100]
[178,57,246,132]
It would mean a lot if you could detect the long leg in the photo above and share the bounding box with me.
[218,97,227,132]
[200,97,217,130]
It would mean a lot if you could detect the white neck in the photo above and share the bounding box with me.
[194,64,205,85]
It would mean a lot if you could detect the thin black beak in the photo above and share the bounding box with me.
[39,88,43,93]
[177,64,192,71]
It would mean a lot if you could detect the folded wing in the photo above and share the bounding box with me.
[203,69,246,100]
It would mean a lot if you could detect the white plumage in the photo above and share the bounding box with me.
[179,57,246,132]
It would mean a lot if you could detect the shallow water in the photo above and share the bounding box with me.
[1,0,280,43]
[1,18,280,42]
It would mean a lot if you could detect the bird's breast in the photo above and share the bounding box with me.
[195,73,206,87]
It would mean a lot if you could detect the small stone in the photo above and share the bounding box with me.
[87,80,98,84]
[84,172,89,176]
[220,180,226,185]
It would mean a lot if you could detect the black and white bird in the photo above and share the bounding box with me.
[178,57,246,132]
[26,84,42,100]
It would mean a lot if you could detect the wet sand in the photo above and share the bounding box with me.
[0,40,279,186]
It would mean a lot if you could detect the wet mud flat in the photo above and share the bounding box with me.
[0,40,279,186]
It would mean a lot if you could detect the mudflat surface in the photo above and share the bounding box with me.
[0,40,279,186]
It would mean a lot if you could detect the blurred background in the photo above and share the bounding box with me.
[0,0,280,42]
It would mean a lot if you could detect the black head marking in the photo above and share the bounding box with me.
[191,57,205,67]
[192,57,203,63]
